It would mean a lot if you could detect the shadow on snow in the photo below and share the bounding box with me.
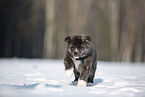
[0,78,103,89]
[0,83,40,89]
[94,78,103,85]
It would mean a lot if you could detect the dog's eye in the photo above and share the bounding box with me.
[70,46,75,50]
[79,46,83,49]
[86,46,89,48]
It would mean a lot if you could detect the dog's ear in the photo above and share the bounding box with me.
[64,36,71,43]
[83,36,91,43]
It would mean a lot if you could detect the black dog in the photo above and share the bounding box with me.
[64,35,97,86]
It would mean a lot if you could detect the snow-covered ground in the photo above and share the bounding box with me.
[0,59,145,97]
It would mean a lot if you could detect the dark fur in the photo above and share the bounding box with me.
[64,35,97,85]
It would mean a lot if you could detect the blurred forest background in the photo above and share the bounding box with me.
[0,0,145,62]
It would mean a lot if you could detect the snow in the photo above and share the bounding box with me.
[0,58,145,97]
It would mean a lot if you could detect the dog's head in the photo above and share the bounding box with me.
[65,35,92,59]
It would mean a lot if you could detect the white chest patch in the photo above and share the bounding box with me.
[72,59,82,70]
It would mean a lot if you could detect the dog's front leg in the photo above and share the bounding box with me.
[77,65,90,87]
[64,56,74,78]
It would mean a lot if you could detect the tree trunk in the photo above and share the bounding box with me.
[43,0,56,58]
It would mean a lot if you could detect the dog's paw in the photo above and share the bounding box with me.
[87,82,94,86]
[77,80,86,87]
[65,68,73,78]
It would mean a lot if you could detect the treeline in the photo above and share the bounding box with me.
[0,0,145,62]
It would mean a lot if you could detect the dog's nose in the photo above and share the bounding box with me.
[74,51,78,55]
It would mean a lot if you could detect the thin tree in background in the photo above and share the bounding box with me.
[43,0,56,58]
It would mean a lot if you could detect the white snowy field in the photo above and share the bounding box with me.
[0,59,145,97]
